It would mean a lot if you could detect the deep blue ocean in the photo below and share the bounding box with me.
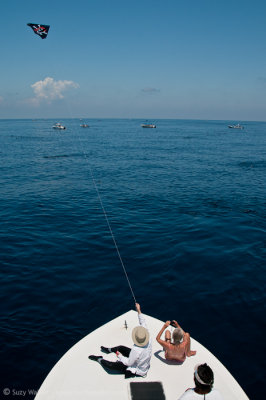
[0,119,265,399]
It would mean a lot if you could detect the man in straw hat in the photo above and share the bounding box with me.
[89,303,152,378]
[178,363,224,399]
[156,319,196,363]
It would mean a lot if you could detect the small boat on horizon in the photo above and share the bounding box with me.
[80,123,89,128]
[228,124,244,129]
[141,123,156,128]
[52,123,66,130]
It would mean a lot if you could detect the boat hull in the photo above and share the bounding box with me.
[35,311,249,400]
[228,125,244,129]
[141,124,156,128]
[53,123,66,130]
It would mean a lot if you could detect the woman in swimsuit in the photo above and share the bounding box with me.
[156,320,196,362]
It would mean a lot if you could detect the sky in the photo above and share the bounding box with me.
[0,0,266,120]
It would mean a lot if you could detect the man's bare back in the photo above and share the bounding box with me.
[156,320,196,363]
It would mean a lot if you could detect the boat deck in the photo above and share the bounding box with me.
[35,311,249,400]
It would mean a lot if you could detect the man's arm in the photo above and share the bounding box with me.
[135,303,147,328]
[135,303,141,314]
[172,320,185,333]
[156,321,171,347]
[172,320,181,329]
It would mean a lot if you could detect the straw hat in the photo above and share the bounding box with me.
[132,326,149,347]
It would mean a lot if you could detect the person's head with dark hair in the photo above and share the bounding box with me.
[194,363,214,394]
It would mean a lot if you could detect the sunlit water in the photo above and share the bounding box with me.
[0,119,265,399]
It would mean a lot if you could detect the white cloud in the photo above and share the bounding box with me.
[30,77,79,103]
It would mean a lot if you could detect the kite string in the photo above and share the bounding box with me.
[84,151,136,304]
[67,117,137,304]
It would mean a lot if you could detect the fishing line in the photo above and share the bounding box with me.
[62,108,137,304]
[27,23,136,304]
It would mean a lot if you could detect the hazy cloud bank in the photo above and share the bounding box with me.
[141,87,160,94]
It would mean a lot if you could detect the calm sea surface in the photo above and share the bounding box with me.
[0,119,265,399]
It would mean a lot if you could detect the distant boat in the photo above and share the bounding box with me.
[228,124,244,129]
[80,124,89,128]
[52,123,66,130]
[141,123,156,128]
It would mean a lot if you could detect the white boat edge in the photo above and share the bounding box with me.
[35,310,249,400]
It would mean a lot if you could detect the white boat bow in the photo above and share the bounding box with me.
[35,310,249,400]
